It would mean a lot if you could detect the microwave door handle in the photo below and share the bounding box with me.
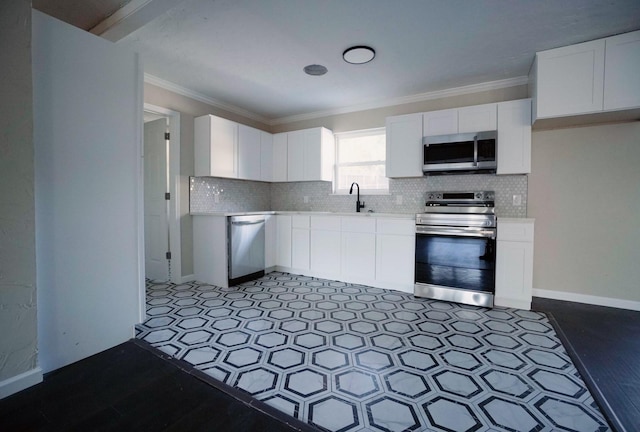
[473,135,478,167]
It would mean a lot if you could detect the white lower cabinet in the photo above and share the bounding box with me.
[375,219,415,293]
[495,219,535,310]
[192,215,229,288]
[291,215,310,270]
[341,217,376,282]
[264,214,276,269]
[274,214,415,292]
[310,216,341,275]
[276,215,292,268]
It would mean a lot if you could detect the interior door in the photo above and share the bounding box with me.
[144,118,169,281]
[33,10,143,373]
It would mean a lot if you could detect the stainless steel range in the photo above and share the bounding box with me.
[414,191,496,307]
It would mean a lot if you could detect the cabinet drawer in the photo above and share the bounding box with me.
[292,215,310,229]
[341,217,376,233]
[311,215,341,231]
[498,220,534,242]
[377,218,414,235]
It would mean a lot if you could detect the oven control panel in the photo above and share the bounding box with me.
[426,191,494,202]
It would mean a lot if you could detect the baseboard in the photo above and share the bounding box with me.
[180,274,196,284]
[494,297,531,311]
[533,288,640,311]
[0,367,43,399]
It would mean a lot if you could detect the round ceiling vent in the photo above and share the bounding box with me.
[303,64,328,76]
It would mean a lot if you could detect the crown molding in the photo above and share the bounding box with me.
[270,76,529,125]
[144,74,528,127]
[144,74,271,125]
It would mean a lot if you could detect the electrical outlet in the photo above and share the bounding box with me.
[396,195,403,205]
[512,194,522,206]
[303,196,309,203]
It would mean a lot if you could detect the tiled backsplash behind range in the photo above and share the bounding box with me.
[191,174,527,217]
[272,175,527,217]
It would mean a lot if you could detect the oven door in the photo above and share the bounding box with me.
[415,225,496,307]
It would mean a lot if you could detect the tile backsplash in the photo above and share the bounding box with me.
[191,174,528,217]
[190,177,271,213]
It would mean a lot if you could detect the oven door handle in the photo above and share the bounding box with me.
[416,226,496,239]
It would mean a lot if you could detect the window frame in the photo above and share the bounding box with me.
[333,127,389,195]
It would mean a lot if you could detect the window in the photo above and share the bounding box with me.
[334,127,388,194]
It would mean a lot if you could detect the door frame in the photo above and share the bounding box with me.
[141,103,182,317]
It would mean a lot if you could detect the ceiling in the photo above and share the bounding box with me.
[36,0,640,124]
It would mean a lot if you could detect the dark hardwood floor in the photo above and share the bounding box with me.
[1,298,638,432]
[0,339,317,432]
[533,297,640,432]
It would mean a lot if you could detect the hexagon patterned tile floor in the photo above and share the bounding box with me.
[136,272,610,432]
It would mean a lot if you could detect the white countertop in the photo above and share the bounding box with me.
[190,211,415,219]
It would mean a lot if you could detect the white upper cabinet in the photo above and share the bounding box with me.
[604,31,640,111]
[284,127,334,182]
[497,99,531,175]
[530,30,640,125]
[385,113,423,178]
[238,124,261,181]
[287,129,306,181]
[458,103,497,133]
[272,133,288,182]
[423,108,458,136]
[386,103,500,178]
[195,114,238,178]
[260,131,273,182]
[533,39,605,119]
[195,114,273,180]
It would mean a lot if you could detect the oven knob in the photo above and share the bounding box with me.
[476,192,482,199]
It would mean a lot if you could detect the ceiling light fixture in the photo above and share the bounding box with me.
[304,64,328,76]
[343,46,376,64]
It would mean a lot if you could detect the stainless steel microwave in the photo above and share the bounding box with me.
[423,130,497,175]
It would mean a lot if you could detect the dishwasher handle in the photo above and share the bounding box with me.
[231,220,265,226]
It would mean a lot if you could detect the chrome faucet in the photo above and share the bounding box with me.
[349,182,365,212]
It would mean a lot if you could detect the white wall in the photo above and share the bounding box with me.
[0,0,40,397]
[529,122,640,303]
[33,11,143,373]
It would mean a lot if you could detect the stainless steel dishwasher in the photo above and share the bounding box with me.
[228,215,265,286]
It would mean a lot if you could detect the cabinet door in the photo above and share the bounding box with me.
[238,124,261,181]
[458,103,497,133]
[276,215,292,267]
[310,229,341,274]
[341,232,376,281]
[260,131,273,182]
[385,113,423,178]
[536,39,605,118]
[194,115,210,177]
[497,99,531,175]
[209,115,238,178]
[264,214,276,268]
[423,108,458,136]
[303,128,322,181]
[287,130,306,182]
[291,228,310,270]
[495,240,533,310]
[272,133,288,182]
[375,234,415,293]
[604,30,640,111]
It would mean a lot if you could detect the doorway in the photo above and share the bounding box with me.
[140,104,181,319]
